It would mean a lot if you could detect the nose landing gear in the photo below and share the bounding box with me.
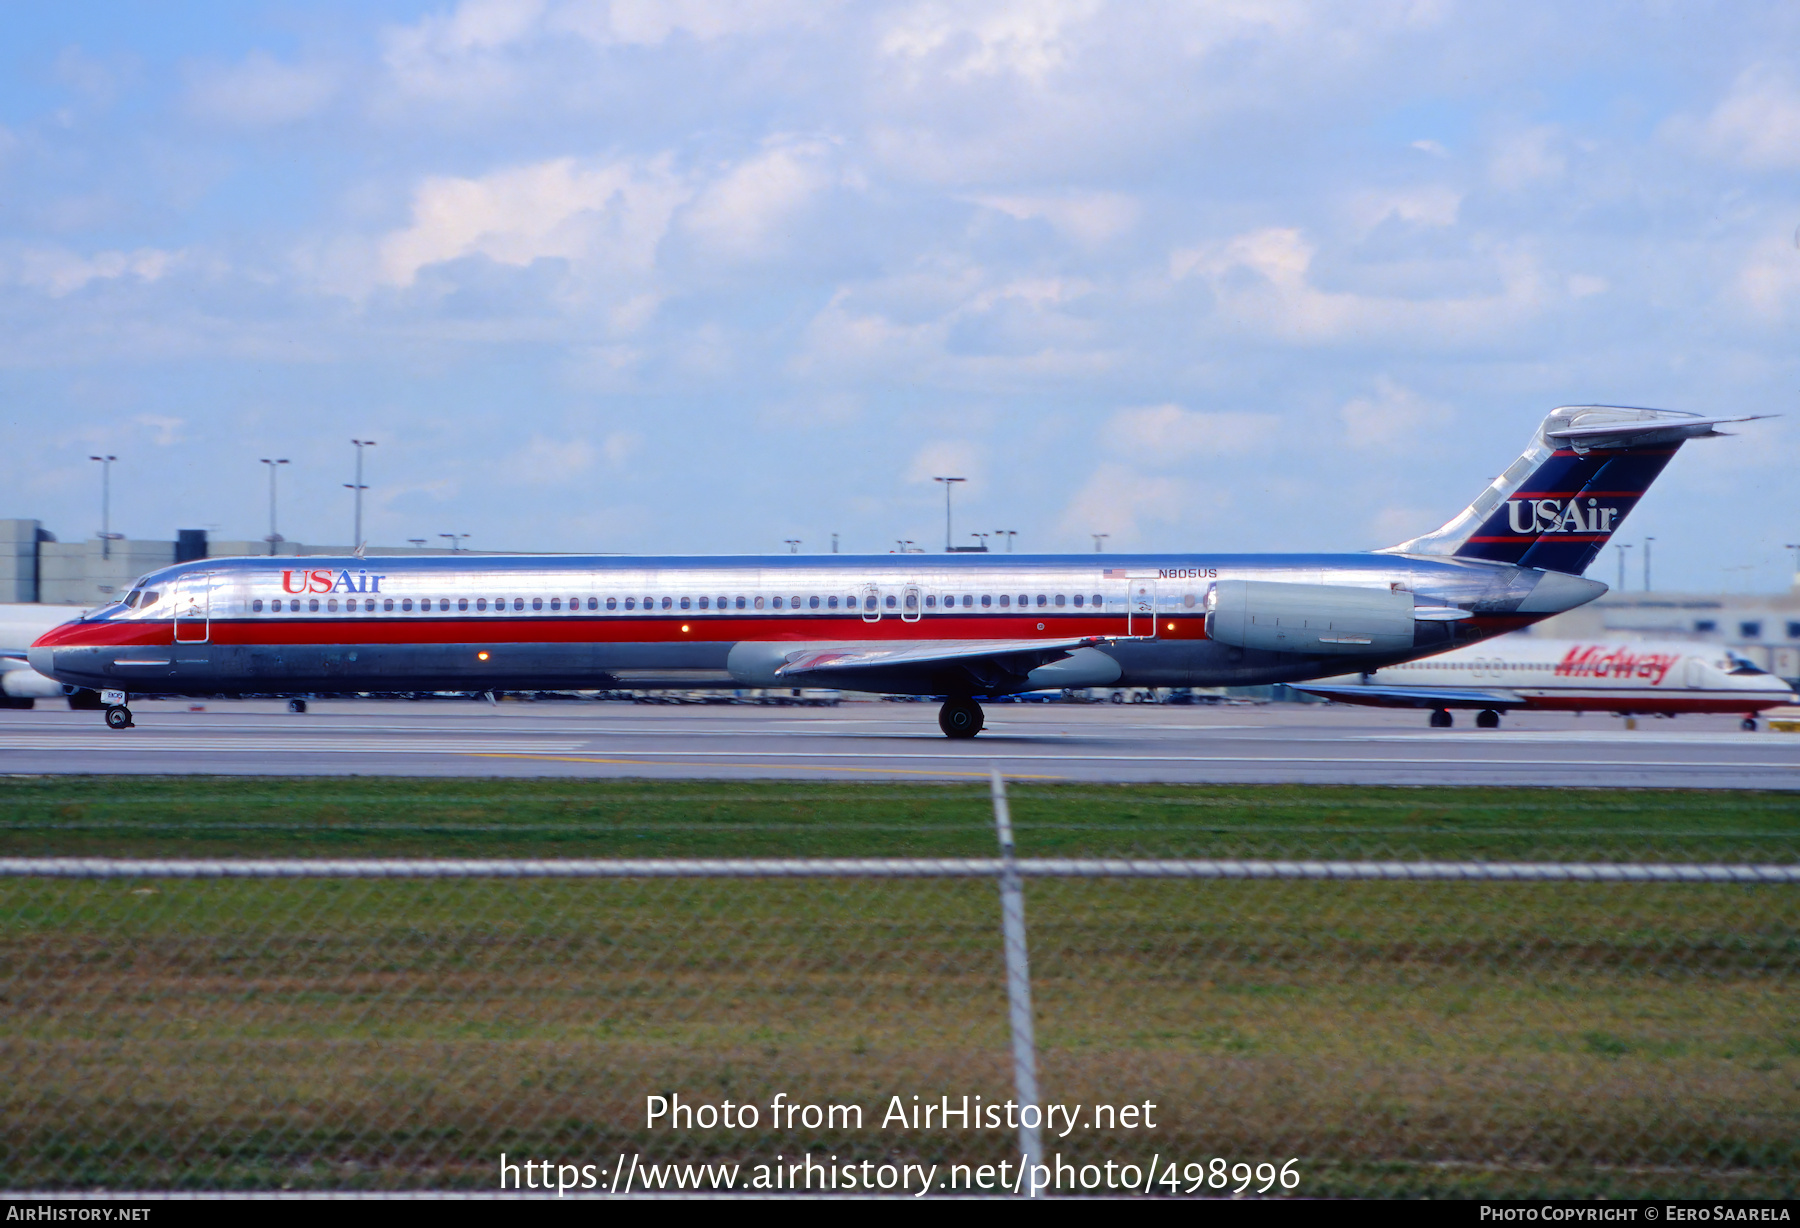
[104,705,133,730]
[1742,715,1758,732]
[938,696,985,739]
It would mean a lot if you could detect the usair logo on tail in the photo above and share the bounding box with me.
[1505,498,1622,535]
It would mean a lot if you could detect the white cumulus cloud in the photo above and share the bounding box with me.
[17,247,180,296]
[681,137,840,260]
[377,156,687,288]
[1666,64,1800,170]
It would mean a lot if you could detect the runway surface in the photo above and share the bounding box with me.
[2,698,1796,787]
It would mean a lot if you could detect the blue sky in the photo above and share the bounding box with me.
[0,1,1796,591]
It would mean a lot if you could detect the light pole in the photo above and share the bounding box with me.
[88,455,118,559]
[1613,543,1632,591]
[346,439,376,550]
[934,477,965,552]
[970,532,990,551]
[831,533,839,555]
[784,539,801,554]
[439,533,469,553]
[1786,544,1800,586]
[259,458,289,555]
[995,530,1017,553]
[1643,536,1654,592]
[407,539,426,549]
[1092,533,1109,552]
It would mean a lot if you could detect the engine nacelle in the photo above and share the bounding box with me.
[1204,580,1416,656]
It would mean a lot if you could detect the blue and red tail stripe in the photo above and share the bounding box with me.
[1454,445,1679,574]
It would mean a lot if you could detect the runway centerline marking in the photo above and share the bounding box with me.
[466,753,1065,779]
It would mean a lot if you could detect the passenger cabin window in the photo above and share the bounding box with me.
[719,596,728,610]
[1073,594,1084,608]
[661,597,672,610]
[459,598,469,611]
[623,598,635,610]
[476,598,487,611]
[791,596,801,609]
[697,597,709,610]
[1055,594,1066,608]
[1092,594,1102,607]
[735,597,746,610]
[809,596,820,609]
[384,599,395,612]
[606,598,616,611]
[864,596,877,611]
[999,595,1010,607]
[327,599,339,612]
[981,595,992,608]
[886,595,898,609]
[252,599,264,612]
[401,599,413,612]
[925,595,936,609]
[1036,594,1047,608]
[827,596,838,610]
[754,596,765,610]
[678,597,690,610]
[773,597,784,609]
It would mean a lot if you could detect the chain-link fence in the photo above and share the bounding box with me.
[2,784,1797,1198]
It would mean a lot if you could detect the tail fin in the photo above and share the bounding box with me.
[1381,406,1769,574]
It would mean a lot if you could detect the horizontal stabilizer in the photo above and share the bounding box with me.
[1545,414,1772,451]
[1292,682,1527,710]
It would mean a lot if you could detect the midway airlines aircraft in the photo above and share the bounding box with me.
[29,405,1764,737]
[1296,638,1796,730]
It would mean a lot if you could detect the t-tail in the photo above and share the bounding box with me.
[1380,406,1770,575]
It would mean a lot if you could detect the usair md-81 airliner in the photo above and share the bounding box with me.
[30,406,1764,737]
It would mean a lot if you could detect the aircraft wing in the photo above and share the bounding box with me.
[775,636,1101,689]
[1291,683,1528,710]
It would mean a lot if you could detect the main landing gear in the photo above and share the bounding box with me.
[938,696,985,739]
[104,705,133,730]
[1475,709,1501,729]
[1429,708,1453,729]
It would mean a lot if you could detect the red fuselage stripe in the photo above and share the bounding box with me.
[37,614,1208,648]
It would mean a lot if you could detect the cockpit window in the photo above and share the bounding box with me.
[124,590,142,608]
[1725,651,1768,676]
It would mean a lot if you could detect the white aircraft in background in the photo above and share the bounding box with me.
[0,604,96,708]
[1295,638,1797,730]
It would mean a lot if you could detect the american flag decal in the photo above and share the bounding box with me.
[1103,568,1131,579]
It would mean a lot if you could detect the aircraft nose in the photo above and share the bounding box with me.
[27,645,55,677]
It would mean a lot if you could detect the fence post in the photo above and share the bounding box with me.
[991,767,1043,1195]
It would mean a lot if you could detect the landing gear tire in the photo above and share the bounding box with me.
[938,697,985,739]
[1429,708,1453,729]
[1475,709,1501,729]
[104,705,133,730]
[288,699,308,714]
[1742,716,1758,732]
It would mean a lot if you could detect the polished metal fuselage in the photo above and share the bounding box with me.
[30,551,1575,697]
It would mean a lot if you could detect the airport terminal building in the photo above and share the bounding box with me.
[0,519,478,607]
